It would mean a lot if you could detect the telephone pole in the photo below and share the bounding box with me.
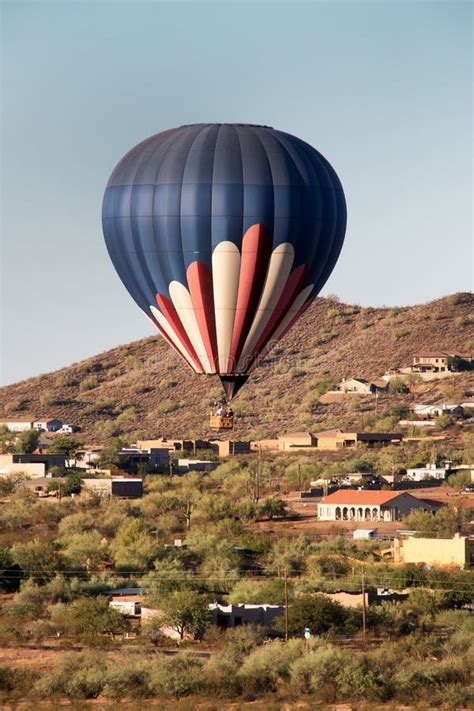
[255,445,261,502]
[361,566,367,640]
[284,568,289,642]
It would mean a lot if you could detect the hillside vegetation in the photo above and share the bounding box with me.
[1,293,473,442]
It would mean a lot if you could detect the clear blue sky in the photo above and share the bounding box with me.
[1,0,472,385]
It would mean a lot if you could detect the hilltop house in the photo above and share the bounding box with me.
[278,432,317,451]
[410,403,464,419]
[0,418,35,432]
[210,440,251,457]
[336,378,387,395]
[33,418,63,432]
[411,352,473,374]
[315,429,403,450]
[317,490,442,522]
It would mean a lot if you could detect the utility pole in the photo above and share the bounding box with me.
[284,568,289,642]
[361,565,367,640]
[255,446,261,502]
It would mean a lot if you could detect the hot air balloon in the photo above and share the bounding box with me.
[102,124,346,411]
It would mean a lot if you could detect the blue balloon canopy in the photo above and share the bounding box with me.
[103,124,346,396]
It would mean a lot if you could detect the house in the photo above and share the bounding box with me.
[339,472,388,487]
[251,439,280,452]
[411,352,473,374]
[0,458,46,477]
[315,429,403,450]
[0,418,35,432]
[0,453,66,472]
[33,418,63,432]
[411,404,464,419]
[278,432,317,451]
[406,464,449,482]
[20,477,68,496]
[336,378,386,395]
[209,603,284,630]
[136,438,211,453]
[393,533,474,568]
[118,447,170,472]
[317,490,442,522]
[210,440,251,457]
[82,477,143,498]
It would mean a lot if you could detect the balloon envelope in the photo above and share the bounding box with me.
[102,124,346,397]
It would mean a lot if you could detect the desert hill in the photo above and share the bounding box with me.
[1,293,472,442]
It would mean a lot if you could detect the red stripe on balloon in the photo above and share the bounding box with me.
[229,224,272,369]
[186,261,218,371]
[245,297,312,374]
[155,294,204,373]
[251,263,308,357]
[147,315,199,373]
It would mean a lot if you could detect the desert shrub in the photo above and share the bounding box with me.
[392,656,468,704]
[237,639,303,696]
[388,377,408,393]
[79,375,100,392]
[336,655,389,701]
[201,654,241,696]
[155,399,180,415]
[290,644,349,698]
[34,652,107,698]
[0,666,16,692]
[132,382,153,394]
[149,654,203,697]
[102,661,152,700]
[4,398,29,412]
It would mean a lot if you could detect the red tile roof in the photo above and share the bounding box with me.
[321,490,404,505]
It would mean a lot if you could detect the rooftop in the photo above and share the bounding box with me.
[321,490,405,505]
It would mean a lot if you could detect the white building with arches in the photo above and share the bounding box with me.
[317,490,441,523]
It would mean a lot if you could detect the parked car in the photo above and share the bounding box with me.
[59,424,80,434]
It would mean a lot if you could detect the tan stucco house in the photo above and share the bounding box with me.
[393,534,474,568]
[315,429,403,450]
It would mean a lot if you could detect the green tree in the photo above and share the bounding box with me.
[110,519,159,571]
[258,498,288,520]
[403,506,473,538]
[15,429,39,454]
[142,558,193,605]
[281,593,349,637]
[0,426,16,454]
[47,473,82,497]
[11,541,62,583]
[52,597,129,641]
[0,548,22,592]
[61,531,108,571]
[48,437,84,462]
[446,470,471,490]
[161,590,211,640]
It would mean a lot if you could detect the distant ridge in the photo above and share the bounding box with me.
[1,293,472,441]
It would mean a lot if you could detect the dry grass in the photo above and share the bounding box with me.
[0,293,473,441]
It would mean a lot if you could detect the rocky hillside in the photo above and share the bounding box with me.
[1,293,472,442]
